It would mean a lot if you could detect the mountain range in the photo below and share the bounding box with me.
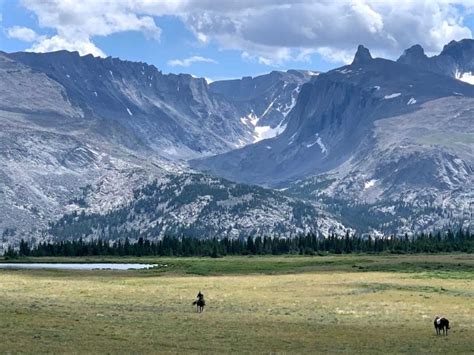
[1,39,473,248]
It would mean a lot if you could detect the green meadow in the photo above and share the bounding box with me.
[0,254,472,353]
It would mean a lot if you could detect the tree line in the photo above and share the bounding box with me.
[4,229,472,258]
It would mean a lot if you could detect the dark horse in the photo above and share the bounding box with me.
[434,316,450,335]
[192,298,205,313]
[192,291,205,313]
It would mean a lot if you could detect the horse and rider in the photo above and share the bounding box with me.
[192,291,205,313]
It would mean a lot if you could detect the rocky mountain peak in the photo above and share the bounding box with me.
[351,45,372,65]
[397,44,428,67]
[440,38,474,60]
[401,44,426,59]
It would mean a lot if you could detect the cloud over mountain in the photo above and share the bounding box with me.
[9,0,474,64]
[167,56,217,67]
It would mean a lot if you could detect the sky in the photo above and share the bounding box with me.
[1,0,474,81]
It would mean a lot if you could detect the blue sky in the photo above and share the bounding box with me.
[1,1,474,81]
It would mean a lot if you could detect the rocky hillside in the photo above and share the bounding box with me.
[0,50,316,245]
[47,173,345,242]
[192,41,474,234]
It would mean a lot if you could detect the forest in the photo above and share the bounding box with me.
[6,229,472,258]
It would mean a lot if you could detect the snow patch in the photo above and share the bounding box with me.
[455,70,474,85]
[255,122,287,142]
[407,97,417,105]
[261,99,276,118]
[337,68,352,74]
[306,135,327,153]
[280,86,301,117]
[288,132,297,145]
[384,93,401,99]
[240,112,259,127]
[241,111,287,142]
[364,179,377,189]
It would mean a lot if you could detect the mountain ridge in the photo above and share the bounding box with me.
[1,39,473,245]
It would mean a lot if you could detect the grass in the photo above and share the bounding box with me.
[0,254,473,353]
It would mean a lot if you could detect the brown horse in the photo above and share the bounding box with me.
[434,316,450,335]
[192,298,205,313]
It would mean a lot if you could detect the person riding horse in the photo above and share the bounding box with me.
[197,291,204,301]
[193,291,205,312]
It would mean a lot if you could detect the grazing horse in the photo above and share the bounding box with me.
[434,316,450,335]
[192,298,205,313]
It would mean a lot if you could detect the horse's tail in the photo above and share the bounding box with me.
[192,300,197,305]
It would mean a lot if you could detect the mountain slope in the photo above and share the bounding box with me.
[209,70,317,141]
[4,50,252,158]
[0,50,318,243]
[192,45,474,185]
[47,173,345,241]
[192,43,474,233]
[397,39,474,84]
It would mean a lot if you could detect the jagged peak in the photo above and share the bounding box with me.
[351,45,372,65]
[397,44,427,64]
[440,38,474,58]
[404,44,426,58]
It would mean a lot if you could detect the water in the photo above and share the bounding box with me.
[0,263,157,270]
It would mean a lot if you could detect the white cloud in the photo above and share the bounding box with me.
[178,0,473,65]
[6,26,43,42]
[167,56,217,67]
[17,0,163,57]
[30,35,106,57]
[13,0,474,64]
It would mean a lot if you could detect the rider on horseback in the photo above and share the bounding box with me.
[196,291,204,302]
[193,291,205,312]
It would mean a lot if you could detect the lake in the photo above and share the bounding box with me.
[0,263,157,270]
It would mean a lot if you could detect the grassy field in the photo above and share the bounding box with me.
[0,254,472,353]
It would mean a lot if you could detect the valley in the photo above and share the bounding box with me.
[0,254,472,353]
